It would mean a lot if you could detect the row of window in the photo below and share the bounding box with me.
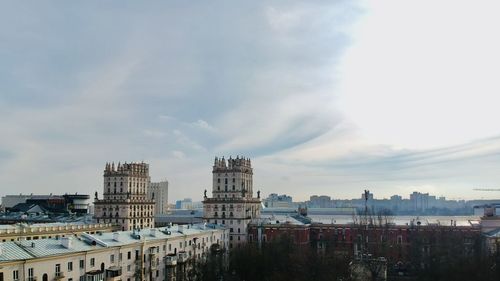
[107,181,147,188]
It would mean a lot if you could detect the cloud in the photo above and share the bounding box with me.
[191,119,216,132]
[2,1,499,202]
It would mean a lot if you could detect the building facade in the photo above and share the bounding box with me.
[0,224,228,281]
[148,181,169,215]
[203,156,261,248]
[94,162,155,231]
[0,222,117,243]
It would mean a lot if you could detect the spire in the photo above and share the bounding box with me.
[111,162,115,171]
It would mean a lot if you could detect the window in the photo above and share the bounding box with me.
[110,254,115,263]
[90,258,95,267]
[55,264,61,276]
[13,270,19,281]
[127,265,131,272]
[28,268,34,281]
[168,244,171,251]
[128,251,131,260]
[79,260,85,269]
[119,253,122,261]
[68,261,73,271]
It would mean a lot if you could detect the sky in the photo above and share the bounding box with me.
[2,0,500,202]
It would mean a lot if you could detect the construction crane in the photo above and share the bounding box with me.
[473,188,500,191]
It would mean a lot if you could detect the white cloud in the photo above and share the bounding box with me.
[2,1,500,202]
[191,119,216,132]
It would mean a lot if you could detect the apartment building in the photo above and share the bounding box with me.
[0,223,228,281]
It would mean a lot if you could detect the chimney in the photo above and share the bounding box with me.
[178,225,184,234]
[113,232,120,242]
[61,237,72,249]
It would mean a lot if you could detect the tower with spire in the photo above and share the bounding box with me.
[94,161,155,231]
[203,156,261,248]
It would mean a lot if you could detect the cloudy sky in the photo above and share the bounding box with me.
[2,0,500,202]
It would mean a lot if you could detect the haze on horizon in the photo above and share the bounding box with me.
[2,0,500,203]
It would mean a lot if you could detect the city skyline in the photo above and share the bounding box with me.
[3,1,500,202]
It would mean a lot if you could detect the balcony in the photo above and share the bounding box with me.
[165,254,177,266]
[105,266,122,281]
[150,254,158,269]
[54,272,65,280]
[177,251,189,263]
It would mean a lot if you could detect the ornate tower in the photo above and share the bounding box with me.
[94,162,155,231]
[203,156,261,248]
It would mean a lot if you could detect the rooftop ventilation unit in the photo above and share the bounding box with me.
[61,237,72,249]
[178,225,184,234]
[162,229,172,235]
[131,230,141,240]
[80,233,108,247]
[113,232,120,242]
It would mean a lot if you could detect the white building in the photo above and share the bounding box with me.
[94,162,155,231]
[0,223,228,281]
[203,156,261,249]
[148,181,169,215]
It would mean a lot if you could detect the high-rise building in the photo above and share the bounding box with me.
[203,156,261,248]
[94,162,155,231]
[148,180,169,215]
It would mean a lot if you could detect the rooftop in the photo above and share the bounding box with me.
[0,223,225,262]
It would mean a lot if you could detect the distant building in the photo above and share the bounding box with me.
[361,192,374,201]
[203,156,261,248]
[148,180,169,215]
[1,193,90,214]
[94,162,155,231]
[175,198,193,210]
[410,191,429,211]
[263,193,293,208]
[309,195,334,208]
